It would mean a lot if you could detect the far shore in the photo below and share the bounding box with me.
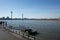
[0,19,60,21]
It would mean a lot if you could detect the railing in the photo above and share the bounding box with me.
[2,22,40,40]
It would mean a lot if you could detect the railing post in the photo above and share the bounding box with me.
[34,36,35,40]
[2,22,4,29]
[19,31,20,35]
[23,32,24,37]
[13,29,14,33]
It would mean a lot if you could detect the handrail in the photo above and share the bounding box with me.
[3,24,40,40]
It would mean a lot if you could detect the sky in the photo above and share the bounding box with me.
[0,0,60,18]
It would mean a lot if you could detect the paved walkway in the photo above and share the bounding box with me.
[0,25,28,40]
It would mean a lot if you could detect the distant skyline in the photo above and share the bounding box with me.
[0,0,60,18]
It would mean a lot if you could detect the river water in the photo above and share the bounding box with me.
[0,20,60,40]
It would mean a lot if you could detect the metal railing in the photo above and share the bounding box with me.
[2,22,40,40]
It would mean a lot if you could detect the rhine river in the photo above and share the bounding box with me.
[0,20,60,40]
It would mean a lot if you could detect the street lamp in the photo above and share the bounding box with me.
[11,11,13,20]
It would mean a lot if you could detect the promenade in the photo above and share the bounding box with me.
[0,25,28,40]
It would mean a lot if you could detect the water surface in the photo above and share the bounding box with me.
[0,20,60,40]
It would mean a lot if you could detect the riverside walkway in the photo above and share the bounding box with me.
[0,25,28,40]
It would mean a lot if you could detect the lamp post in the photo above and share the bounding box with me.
[22,13,24,37]
[22,13,23,25]
[11,11,13,20]
[10,11,13,31]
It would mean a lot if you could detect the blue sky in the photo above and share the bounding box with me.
[0,0,60,18]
